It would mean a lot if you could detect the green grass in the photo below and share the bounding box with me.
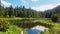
[0,18,27,34]
[0,18,60,34]
[39,19,58,26]
[38,18,60,34]
[0,17,50,20]
[0,25,22,34]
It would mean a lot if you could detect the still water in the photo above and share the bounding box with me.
[9,19,48,34]
[26,25,47,34]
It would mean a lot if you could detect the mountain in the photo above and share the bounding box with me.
[43,5,60,18]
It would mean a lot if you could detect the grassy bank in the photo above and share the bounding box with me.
[0,18,27,34]
[0,18,60,34]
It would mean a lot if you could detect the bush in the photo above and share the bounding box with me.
[51,16,58,22]
[0,19,10,32]
[0,25,27,34]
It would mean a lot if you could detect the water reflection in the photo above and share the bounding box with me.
[31,25,46,31]
[9,19,48,34]
[26,25,48,34]
[26,28,40,34]
[9,20,40,28]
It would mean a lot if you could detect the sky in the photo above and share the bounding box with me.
[1,0,60,11]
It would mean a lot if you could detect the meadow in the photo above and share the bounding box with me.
[0,18,60,34]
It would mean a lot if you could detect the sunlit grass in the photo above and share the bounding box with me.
[0,18,60,34]
[0,25,22,34]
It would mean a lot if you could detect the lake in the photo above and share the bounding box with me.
[9,19,48,34]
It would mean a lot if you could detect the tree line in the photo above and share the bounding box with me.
[0,5,43,18]
[0,5,60,22]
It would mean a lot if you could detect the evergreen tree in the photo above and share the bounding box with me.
[8,5,14,17]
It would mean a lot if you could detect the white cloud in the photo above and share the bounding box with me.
[32,0,39,2]
[31,3,60,11]
[22,0,29,6]
[1,0,11,7]
[22,0,27,3]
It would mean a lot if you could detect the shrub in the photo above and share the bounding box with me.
[51,16,58,22]
[0,19,10,32]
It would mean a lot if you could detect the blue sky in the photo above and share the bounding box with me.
[1,0,60,11]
